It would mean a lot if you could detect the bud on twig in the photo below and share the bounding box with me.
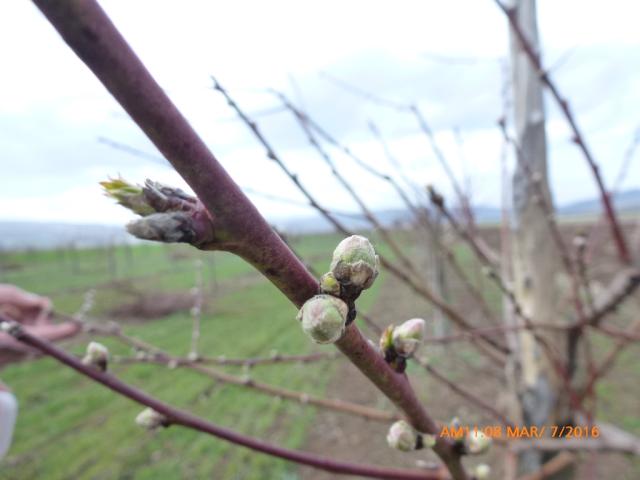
[319,272,341,296]
[297,295,348,344]
[330,235,379,290]
[386,420,420,452]
[426,184,444,207]
[81,341,109,371]
[392,318,426,357]
[474,463,490,479]
[422,433,437,449]
[466,429,492,455]
[135,407,168,430]
[100,177,154,216]
[126,213,197,244]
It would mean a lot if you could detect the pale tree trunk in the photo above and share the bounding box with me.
[507,0,569,476]
[427,211,450,336]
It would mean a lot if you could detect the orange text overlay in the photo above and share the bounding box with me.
[439,425,600,439]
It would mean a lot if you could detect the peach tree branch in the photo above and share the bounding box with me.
[0,315,439,480]
[30,1,470,477]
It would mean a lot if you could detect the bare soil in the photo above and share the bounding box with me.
[299,226,640,479]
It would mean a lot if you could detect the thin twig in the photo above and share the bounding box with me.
[494,0,631,265]
[0,316,440,480]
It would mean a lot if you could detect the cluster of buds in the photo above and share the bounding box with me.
[297,236,379,344]
[135,407,169,430]
[379,318,426,372]
[101,177,205,245]
[81,341,110,372]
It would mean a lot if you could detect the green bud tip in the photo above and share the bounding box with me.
[379,324,395,353]
[319,272,341,296]
[296,294,348,344]
[386,420,418,452]
[422,433,437,449]
[100,177,154,216]
[330,235,379,290]
[392,318,426,357]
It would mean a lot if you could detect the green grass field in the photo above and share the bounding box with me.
[0,233,384,480]
[1,229,638,479]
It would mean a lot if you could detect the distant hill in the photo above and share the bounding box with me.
[559,188,640,216]
[1,189,638,249]
[471,188,640,223]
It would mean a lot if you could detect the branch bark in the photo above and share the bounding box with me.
[30,1,469,477]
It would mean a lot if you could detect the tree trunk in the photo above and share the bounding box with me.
[507,0,568,476]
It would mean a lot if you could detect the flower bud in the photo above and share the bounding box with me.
[386,420,419,452]
[319,272,341,296]
[126,212,196,244]
[135,407,168,430]
[474,464,490,479]
[101,177,154,216]
[296,295,348,344]
[187,351,199,362]
[392,318,426,357]
[467,429,492,455]
[81,341,109,371]
[422,433,437,449]
[330,235,379,290]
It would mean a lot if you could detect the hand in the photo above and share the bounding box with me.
[0,285,80,364]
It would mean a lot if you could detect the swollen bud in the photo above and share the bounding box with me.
[330,235,379,290]
[81,341,110,371]
[319,272,341,296]
[297,295,348,344]
[135,407,168,430]
[386,420,419,452]
[126,213,196,244]
[467,430,492,455]
[392,318,426,357]
[100,177,154,216]
[474,464,490,479]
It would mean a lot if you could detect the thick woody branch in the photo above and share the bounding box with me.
[30,2,468,477]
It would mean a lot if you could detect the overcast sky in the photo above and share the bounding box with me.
[1,0,638,225]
